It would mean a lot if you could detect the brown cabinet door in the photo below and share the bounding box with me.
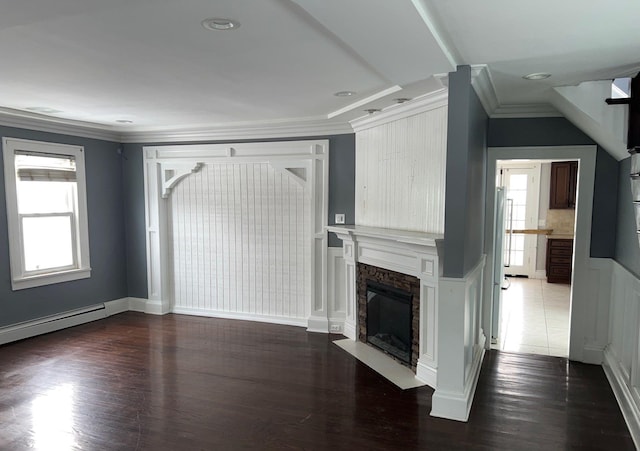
[546,238,573,284]
[549,161,578,209]
[568,161,578,208]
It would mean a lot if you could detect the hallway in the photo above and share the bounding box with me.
[495,277,571,357]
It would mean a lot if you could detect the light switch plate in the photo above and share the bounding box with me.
[335,213,345,224]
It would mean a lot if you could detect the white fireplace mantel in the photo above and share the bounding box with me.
[326,225,443,388]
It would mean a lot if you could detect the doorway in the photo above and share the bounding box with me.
[500,163,540,278]
[494,159,575,357]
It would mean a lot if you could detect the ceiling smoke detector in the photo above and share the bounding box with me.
[201,18,240,31]
[334,91,356,97]
[523,72,551,80]
[393,98,412,104]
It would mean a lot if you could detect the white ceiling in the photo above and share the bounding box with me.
[0,0,639,137]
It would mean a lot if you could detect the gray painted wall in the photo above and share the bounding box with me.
[488,118,618,258]
[443,65,488,278]
[0,126,127,328]
[615,157,640,276]
[488,117,594,147]
[123,134,356,299]
[591,148,618,257]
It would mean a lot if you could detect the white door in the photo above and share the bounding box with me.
[501,165,539,277]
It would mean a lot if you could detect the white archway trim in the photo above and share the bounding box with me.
[143,140,329,332]
[483,145,604,363]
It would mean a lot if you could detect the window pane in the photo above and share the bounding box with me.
[17,182,75,214]
[22,216,74,271]
[509,174,527,190]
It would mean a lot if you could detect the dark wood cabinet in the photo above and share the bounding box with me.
[546,238,573,284]
[550,161,578,209]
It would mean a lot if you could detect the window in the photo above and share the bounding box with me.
[3,138,91,290]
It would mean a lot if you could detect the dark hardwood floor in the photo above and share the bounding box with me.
[0,312,634,450]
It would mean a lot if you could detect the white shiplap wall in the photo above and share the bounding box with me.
[170,162,310,324]
[355,106,448,233]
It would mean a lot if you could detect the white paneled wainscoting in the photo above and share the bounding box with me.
[603,259,640,447]
[431,256,486,422]
[143,140,330,331]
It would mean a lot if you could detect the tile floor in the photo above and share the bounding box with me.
[494,277,571,357]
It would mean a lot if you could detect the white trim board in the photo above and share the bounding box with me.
[333,339,427,390]
[350,89,448,133]
[483,146,599,363]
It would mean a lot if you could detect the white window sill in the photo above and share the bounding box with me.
[11,267,91,291]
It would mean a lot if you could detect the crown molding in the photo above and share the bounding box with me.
[350,88,448,133]
[121,118,353,143]
[0,108,122,142]
[0,108,354,144]
[490,103,562,118]
[470,65,499,116]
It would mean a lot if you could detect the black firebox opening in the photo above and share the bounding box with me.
[366,280,413,364]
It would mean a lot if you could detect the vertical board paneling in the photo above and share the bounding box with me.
[355,106,447,233]
[171,163,310,321]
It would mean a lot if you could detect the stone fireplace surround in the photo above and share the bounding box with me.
[326,225,443,388]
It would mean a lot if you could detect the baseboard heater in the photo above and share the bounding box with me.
[0,303,107,346]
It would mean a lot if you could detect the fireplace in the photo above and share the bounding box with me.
[366,281,413,364]
[326,224,442,387]
[357,262,421,370]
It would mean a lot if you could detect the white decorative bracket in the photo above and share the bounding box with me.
[161,162,204,198]
[269,161,311,187]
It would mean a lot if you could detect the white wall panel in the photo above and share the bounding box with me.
[170,162,310,322]
[355,106,447,233]
[604,259,640,448]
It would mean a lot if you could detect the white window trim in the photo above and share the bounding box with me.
[3,137,91,290]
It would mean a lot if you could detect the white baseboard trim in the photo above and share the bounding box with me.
[307,316,330,333]
[343,322,357,340]
[431,346,486,422]
[0,298,132,346]
[603,348,640,449]
[171,306,308,328]
[104,298,130,316]
[128,297,148,312]
[416,359,437,389]
[582,344,605,365]
[145,299,171,315]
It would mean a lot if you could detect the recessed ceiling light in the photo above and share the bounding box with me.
[201,18,240,31]
[116,119,133,124]
[364,108,381,114]
[523,72,551,80]
[334,91,356,97]
[26,107,62,114]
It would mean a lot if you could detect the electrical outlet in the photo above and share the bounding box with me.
[330,325,342,333]
[335,213,345,224]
